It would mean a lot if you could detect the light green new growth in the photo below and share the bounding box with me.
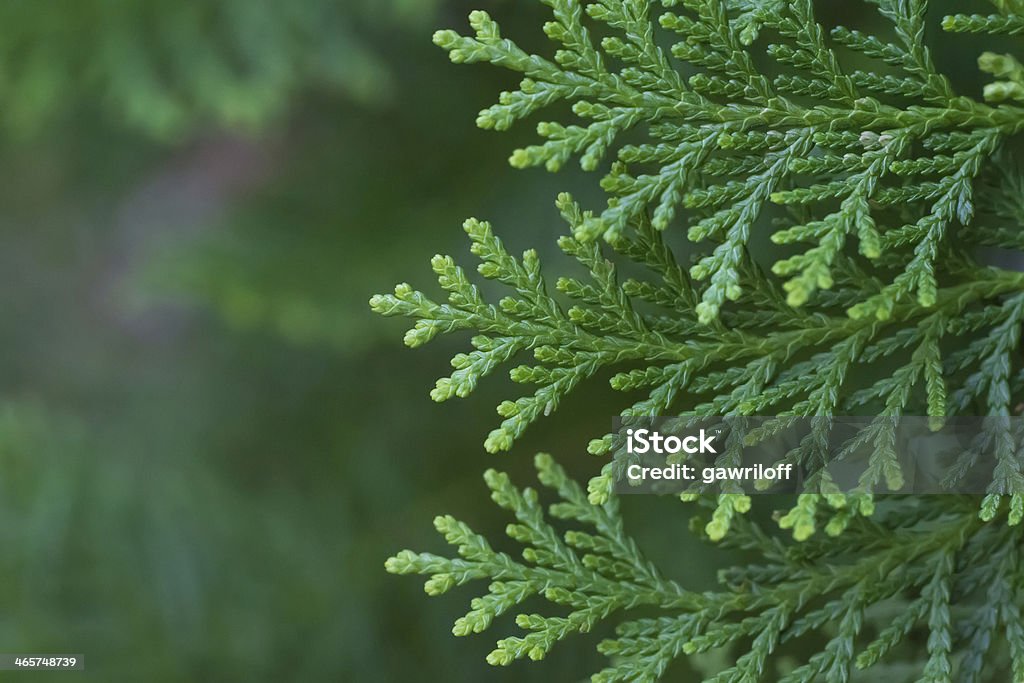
[373,0,1024,680]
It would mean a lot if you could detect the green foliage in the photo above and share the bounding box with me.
[430,0,1022,321]
[375,0,1024,680]
[372,194,1024,504]
[388,456,1024,681]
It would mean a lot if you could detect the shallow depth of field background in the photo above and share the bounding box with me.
[0,1,1002,680]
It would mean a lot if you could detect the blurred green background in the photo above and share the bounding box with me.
[0,0,1006,680]
[0,1,627,680]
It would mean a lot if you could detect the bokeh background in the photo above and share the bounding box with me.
[0,0,1007,680]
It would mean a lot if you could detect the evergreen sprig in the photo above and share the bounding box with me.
[387,457,1024,681]
[371,193,1024,509]
[431,0,1024,321]
[374,0,1024,679]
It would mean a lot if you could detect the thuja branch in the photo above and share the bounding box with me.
[376,1,1024,680]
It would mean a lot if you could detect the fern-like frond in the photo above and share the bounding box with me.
[377,1,1024,679]
[433,1,1024,320]
[389,456,1024,681]
[372,195,1024,509]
